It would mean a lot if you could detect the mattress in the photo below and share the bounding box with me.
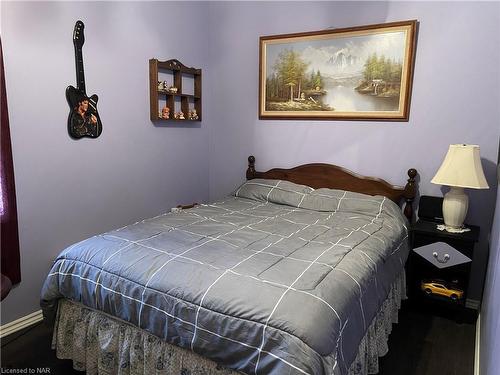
[41,179,410,375]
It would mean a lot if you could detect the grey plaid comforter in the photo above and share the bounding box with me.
[41,179,409,375]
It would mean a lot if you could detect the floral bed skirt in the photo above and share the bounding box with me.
[52,272,406,375]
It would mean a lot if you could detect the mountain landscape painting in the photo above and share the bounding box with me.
[259,20,417,121]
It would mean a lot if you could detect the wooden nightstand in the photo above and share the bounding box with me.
[407,219,480,321]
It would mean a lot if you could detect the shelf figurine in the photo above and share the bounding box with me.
[158,81,170,91]
[161,105,170,119]
[188,109,199,120]
[174,111,185,120]
[168,86,178,94]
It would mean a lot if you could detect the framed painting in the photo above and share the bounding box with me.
[259,20,417,121]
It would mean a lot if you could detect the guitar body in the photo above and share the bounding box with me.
[67,20,102,139]
[66,85,102,139]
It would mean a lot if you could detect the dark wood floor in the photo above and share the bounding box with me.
[1,318,80,374]
[1,300,475,375]
[377,301,475,375]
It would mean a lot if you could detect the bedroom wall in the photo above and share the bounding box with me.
[0,1,210,324]
[206,1,500,306]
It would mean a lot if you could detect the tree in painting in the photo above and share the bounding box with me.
[265,49,330,111]
[356,53,403,97]
[273,49,307,101]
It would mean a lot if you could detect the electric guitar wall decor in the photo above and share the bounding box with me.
[66,20,102,139]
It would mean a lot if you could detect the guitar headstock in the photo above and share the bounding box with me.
[73,20,85,48]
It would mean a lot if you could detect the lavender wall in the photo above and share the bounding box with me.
[0,1,210,324]
[207,1,500,305]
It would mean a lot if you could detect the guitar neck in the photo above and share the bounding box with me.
[74,47,86,93]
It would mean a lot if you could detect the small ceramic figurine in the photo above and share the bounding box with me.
[162,81,169,91]
[168,86,178,94]
[161,105,170,119]
[188,109,199,120]
[158,81,163,90]
[173,111,185,120]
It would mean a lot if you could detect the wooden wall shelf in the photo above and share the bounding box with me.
[149,59,202,122]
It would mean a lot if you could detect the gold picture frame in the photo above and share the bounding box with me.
[259,20,418,121]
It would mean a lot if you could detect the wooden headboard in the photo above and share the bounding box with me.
[245,155,418,221]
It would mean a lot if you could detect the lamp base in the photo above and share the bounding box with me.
[442,186,469,232]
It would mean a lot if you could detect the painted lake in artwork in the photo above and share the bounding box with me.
[322,82,400,112]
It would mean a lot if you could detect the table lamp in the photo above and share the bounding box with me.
[431,144,489,232]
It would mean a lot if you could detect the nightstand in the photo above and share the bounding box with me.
[407,219,480,321]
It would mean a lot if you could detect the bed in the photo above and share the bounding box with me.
[41,156,418,375]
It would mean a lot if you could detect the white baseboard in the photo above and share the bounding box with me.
[0,310,43,338]
[475,313,481,375]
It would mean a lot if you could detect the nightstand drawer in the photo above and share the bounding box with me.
[413,241,471,269]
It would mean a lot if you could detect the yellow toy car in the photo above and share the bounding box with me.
[420,280,464,301]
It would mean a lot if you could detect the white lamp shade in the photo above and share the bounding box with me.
[431,144,489,189]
